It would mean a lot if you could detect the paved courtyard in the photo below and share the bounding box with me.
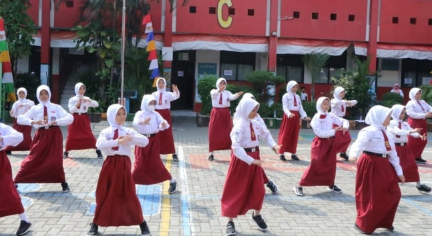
[1,116,432,236]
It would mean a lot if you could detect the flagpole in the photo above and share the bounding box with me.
[119,0,126,105]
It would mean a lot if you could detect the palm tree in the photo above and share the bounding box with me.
[301,53,330,102]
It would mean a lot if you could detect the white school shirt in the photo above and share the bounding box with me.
[68,96,99,114]
[330,98,358,117]
[300,92,308,101]
[230,119,276,165]
[133,110,170,134]
[349,126,402,176]
[10,99,35,117]
[17,103,74,129]
[310,113,349,138]
[210,89,239,108]
[152,90,180,110]
[387,120,420,143]
[233,113,269,135]
[282,93,307,118]
[406,99,432,119]
[0,123,24,149]
[96,126,149,157]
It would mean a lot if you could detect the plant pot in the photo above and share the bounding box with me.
[301,119,311,129]
[196,113,210,127]
[263,118,282,129]
[356,121,367,130]
[89,113,102,123]
[101,113,107,121]
[348,120,356,130]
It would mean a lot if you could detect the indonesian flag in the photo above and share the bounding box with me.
[141,14,159,87]
[0,17,16,102]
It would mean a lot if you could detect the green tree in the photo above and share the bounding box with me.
[0,0,36,77]
[302,53,330,102]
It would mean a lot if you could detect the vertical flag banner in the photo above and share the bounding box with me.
[141,14,159,87]
[0,17,16,102]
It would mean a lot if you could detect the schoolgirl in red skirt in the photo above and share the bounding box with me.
[330,86,357,161]
[132,95,177,194]
[88,104,151,236]
[233,93,278,194]
[4,87,34,154]
[151,77,180,161]
[0,123,32,235]
[221,98,280,236]
[15,85,73,192]
[64,82,102,159]
[208,78,243,161]
[293,97,349,196]
[405,87,432,163]
[388,104,431,193]
[349,105,405,234]
[278,81,310,161]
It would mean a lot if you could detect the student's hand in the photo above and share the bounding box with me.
[272,145,281,154]
[411,128,422,133]
[82,98,91,103]
[0,137,3,142]
[419,134,426,141]
[426,112,432,118]
[333,126,342,131]
[288,113,295,118]
[118,134,132,145]
[340,127,349,134]
[398,175,405,183]
[236,91,244,96]
[219,85,226,92]
[76,99,82,108]
[32,120,46,125]
[304,117,311,121]
[49,121,57,126]
[18,105,24,108]
[349,156,357,163]
[172,84,179,93]
[161,122,167,128]
[252,159,263,166]
[140,117,151,125]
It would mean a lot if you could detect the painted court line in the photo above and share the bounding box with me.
[179,146,193,236]
[160,154,173,236]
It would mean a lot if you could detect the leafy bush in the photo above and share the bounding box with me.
[271,102,283,118]
[420,85,432,104]
[197,75,218,115]
[302,101,317,117]
[382,92,403,108]
[227,85,255,114]
[245,71,285,103]
[15,73,41,103]
[258,103,272,118]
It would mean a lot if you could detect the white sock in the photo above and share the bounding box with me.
[170,179,176,183]
[209,152,213,155]
[417,182,422,187]
[19,213,29,223]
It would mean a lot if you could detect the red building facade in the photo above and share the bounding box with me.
[25,0,432,110]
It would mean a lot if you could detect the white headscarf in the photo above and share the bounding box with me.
[156,77,167,93]
[333,86,345,100]
[140,94,156,112]
[236,98,259,122]
[316,97,330,115]
[391,104,405,122]
[107,104,125,130]
[409,87,421,101]
[242,93,255,100]
[17,87,27,102]
[216,78,227,90]
[286,81,298,94]
[365,105,391,129]
[36,85,51,106]
[74,82,85,97]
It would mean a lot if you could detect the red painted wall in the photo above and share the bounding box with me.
[27,0,39,26]
[175,0,268,36]
[279,0,367,41]
[379,0,432,44]
[53,1,81,28]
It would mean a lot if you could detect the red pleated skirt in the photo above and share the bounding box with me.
[221,150,265,218]
[208,108,232,152]
[14,127,66,183]
[94,155,144,227]
[155,109,175,154]
[278,111,300,154]
[4,119,32,151]
[355,153,401,234]
[0,151,24,217]
[332,124,351,153]
[395,145,420,182]
[407,118,427,159]
[65,113,97,151]
[132,135,172,185]
[299,137,337,186]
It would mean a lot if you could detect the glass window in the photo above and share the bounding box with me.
[287,66,303,82]
[237,64,253,81]
[220,51,255,81]
[220,63,236,80]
